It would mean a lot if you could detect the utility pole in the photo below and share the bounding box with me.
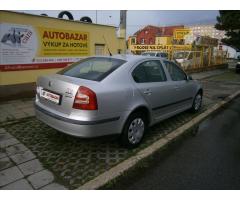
[95,10,98,24]
[119,10,127,54]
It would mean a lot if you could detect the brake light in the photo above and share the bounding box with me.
[73,86,98,110]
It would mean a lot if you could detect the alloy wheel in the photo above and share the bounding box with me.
[128,118,145,144]
[194,94,202,111]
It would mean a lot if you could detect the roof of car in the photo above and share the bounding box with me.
[91,54,167,62]
[142,51,167,54]
[174,51,191,53]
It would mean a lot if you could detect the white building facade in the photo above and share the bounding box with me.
[184,24,226,45]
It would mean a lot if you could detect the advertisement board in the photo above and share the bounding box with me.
[130,45,173,51]
[129,44,192,51]
[173,29,190,40]
[195,36,218,47]
[0,23,90,71]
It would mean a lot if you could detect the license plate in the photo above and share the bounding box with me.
[40,89,61,104]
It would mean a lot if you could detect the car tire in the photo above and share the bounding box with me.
[120,112,147,148]
[190,91,203,113]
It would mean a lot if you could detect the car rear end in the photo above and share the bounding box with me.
[35,57,127,137]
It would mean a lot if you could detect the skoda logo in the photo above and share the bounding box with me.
[48,81,52,87]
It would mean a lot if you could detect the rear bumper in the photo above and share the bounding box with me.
[35,103,123,138]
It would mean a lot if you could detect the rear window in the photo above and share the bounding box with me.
[58,57,126,81]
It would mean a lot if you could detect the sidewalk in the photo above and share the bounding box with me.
[190,69,227,80]
[0,99,34,124]
[0,128,67,189]
[0,68,228,125]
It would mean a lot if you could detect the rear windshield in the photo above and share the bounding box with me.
[58,57,126,81]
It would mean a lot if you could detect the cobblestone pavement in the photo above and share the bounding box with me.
[1,69,240,189]
[0,128,67,189]
[2,107,203,189]
[0,99,34,123]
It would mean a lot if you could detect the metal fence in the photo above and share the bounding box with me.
[146,48,227,72]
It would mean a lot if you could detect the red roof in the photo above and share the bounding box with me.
[134,25,184,37]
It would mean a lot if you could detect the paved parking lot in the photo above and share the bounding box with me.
[0,128,66,189]
[0,99,34,123]
[0,69,240,189]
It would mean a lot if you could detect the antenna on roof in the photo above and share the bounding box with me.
[102,35,112,56]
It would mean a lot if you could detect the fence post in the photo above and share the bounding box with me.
[208,47,211,67]
[201,47,204,69]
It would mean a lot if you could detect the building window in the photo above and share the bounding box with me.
[149,38,153,44]
[141,38,145,44]
[95,44,105,55]
[131,37,136,45]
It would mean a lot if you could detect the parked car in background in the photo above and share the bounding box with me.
[141,51,168,58]
[236,58,240,73]
[174,51,201,69]
[35,55,203,148]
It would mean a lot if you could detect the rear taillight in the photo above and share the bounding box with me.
[73,86,98,110]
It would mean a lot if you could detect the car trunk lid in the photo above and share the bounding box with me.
[37,74,97,115]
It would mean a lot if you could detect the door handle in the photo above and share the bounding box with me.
[143,89,152,95]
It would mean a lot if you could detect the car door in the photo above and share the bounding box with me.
[163,60,195,111]
[131,59,175,120]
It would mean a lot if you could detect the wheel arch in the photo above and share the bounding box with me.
[121,105,152,133]
[198,88,203,95]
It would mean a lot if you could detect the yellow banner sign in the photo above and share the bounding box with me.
[37,27,90,57]
[130,45,192,51]
[174,29,190,40]
[131,45,172,51]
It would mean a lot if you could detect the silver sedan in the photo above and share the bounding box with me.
[35,55,203,148]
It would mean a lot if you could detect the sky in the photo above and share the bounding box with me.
[20,10,219,37]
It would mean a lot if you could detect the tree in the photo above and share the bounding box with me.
[215,10,240,50]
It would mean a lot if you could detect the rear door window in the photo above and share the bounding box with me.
[132,60,167,83]
[164,61,187,81]
[58,57,126,81]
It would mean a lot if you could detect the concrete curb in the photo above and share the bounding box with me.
[78,90,240,190]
